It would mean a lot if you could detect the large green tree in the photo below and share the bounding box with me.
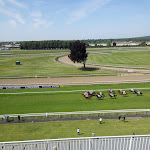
[68,41,88,68]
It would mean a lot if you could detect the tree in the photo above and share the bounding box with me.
[107,40,111,47]
[139,41,146,46]
[68,41,88,68]
[113,42,116,46]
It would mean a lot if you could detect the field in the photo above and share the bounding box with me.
[0,49,119,77]
[0,82,150,114]
[0,118,150,142]
[0,47,150,76]
[0,47,150,142]
[87,49,150,68]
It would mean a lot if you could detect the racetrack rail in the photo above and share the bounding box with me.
[1,109,150,119]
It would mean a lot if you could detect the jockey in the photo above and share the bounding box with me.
[122,91,126,95]
[100,92,102,96]
[130,89,134,92]
[119,89,122,93]
[89,90,94,95]
[137,90,140,95]
[83,92,89,98]
[110,93,114,97]
[109,89,113,92]
[97,94,101,98]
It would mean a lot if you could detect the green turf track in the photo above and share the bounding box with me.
[87,50,150,67]
[0,82,150,114]
[0,118,150,142]
[1,47,150,76]
[0,55,118,76]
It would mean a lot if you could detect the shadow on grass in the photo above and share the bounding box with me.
[78,133,84,135]
[97,98,105,100]
[79,67,99,71]
[99,122,105,124]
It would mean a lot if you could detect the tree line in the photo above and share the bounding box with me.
[20,40,73,50]
[19,36,150,50]
[81,36,150,44]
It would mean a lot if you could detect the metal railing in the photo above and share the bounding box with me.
[0,135,150,150]
[0,109,150,119]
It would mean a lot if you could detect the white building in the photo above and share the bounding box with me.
[97,43,107,46]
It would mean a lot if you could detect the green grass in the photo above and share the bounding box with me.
[1,47,150,76]
[0,82,150,114]
[87,49,150,67]
[0,55,117,76]
[0,118,150,142]
[0,49,70,55]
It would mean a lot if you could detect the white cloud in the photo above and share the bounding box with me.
[0,0,5,6]
[0,0,26,24]
[7,0,26,8]
[31,11,42,18]
[33,18,53,29]
[30,10,53,29]
[0,8,25,24]
[15,14,25,24]
[67,0,112,24]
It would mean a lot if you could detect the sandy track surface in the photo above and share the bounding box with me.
[0,55,150,86]
[1,74,150,86]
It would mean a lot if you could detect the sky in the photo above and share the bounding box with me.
[0,0,150,41]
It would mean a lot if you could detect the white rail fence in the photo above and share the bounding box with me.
[0,135,150,150]
[0,109,150,119]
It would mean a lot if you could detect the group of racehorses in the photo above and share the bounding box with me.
[82,90,105,99]
[82,89,143,99]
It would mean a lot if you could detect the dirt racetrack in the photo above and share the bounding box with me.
[0,55,150,86]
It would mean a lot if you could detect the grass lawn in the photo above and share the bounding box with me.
[1,47,150,76]
[0,55,118,76]
[0,82,150,114]
[0,49,70,55]
[87,49,150,67]
[0,118,150,142]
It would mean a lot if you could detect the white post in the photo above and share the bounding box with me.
[89,139,91,150]
[129,137,133,150]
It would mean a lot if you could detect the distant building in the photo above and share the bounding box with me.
[0,47,10,50]
[97,43,107,46]
[4,44,20,49]
[146,41,150,45]
[89,43,95,46]
[115,41,141,46]
[88,41,149,47]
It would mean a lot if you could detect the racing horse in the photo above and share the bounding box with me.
[96,92,105,99]
[108,89,115,94]
[136,90,143,96]
[121,91,127,96]
[118,89,123,94]
[88,90,95,96]
[129,89,136,94]
[118,90,127,96]
[109,93,117,98]
[82,92,91,99]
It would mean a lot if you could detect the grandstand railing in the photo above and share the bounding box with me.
[0,135,150,150]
